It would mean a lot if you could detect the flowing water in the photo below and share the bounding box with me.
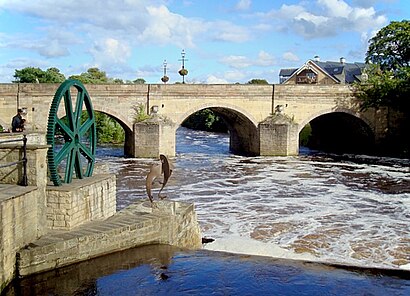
[5,127,409,296]
[98,127,410,271]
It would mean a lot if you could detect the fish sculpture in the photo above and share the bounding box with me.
[146,154,173,203]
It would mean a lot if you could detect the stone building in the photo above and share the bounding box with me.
[279,56,368,85]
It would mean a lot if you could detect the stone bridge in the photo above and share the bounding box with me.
[0,83,390,157]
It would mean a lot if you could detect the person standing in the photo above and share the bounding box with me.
[11,109,24,132]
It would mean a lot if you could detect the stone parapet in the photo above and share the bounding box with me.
[46,174,116,230]
[17,200,202,277]
[0,134,48,187]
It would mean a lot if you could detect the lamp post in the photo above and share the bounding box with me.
[161,60,169,84]
[178,49,188,84]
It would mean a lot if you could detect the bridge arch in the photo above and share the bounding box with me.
[175,103,260,156]
[92,109,134,156]
[298,108,376,154]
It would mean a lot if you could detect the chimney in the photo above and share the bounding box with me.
[340,57,346,64]
[313,55,320,62]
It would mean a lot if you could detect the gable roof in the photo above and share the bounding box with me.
[279,68,297,77]
[280,59,368,84]
[313,60,367,83]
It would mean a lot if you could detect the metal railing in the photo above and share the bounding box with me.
[0,134,28,186]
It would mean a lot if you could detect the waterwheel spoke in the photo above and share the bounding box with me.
[64,147,76,183]
[56,118,75,140]
[79,118,94,137]
[55,141,75,166]
[74,89,85,129]
[63,89,75,131]
[74,150,84,179]
[78,141,95,161]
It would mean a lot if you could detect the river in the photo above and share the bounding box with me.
[97,127,410,271]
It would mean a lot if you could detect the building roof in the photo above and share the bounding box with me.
[279,68,297,77]
[314,60,367,83]
[279,59,368,84]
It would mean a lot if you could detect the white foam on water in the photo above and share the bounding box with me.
[203,235,317,261]
[98,129,410,270]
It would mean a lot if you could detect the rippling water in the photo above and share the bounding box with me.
[12,245,410,296]
[97,127,410,270]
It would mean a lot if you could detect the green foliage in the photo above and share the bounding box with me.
[247,79,269,84]
[366,20,410,71]
[182,109,227,133]
[110,78,124,84]
[359,20,410,114]
[355,65,410,113]
[69,67,108,84]
[299,124,312,146]
[94,112,125,144]
[133,78,146,84]
[133,103,151,122]
[13,67,65,83]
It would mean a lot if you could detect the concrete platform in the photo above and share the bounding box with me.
[17,200,202,277]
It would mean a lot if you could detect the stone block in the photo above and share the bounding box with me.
[46,174,116,230]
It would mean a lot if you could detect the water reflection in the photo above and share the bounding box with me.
[8,245,410,296]
[96,127,410,270]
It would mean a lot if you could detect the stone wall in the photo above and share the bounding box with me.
[17,200,202,277]
[0,187,40,291]
[46,175,116,230]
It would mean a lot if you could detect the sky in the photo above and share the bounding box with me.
[0,0,408,84]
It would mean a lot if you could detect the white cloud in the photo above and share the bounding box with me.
[224,70,246,82]
[139,5,206,47]
[235,0,251,11]
[90,38,131,66]
[260,0,388,40]
[206,75,228,84]
[221,55,252,69]
[221,51,275,69]
[318,0,352,18]
[211,21,251,43]
[36,39,69,58]
[283,52,299,62]
[255,51,275,66]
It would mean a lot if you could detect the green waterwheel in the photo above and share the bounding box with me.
[47,79,96,186]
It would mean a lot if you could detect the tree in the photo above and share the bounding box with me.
[13,67,65,83]
[182,109,227,133]
[366,20,410,70]
[356,65,409,112]
[247,79,269,84]
[69,67,108,84]
[110,78,124,84]
[44,67,66,83]
[356,20,410,157]
[133,78,146,84]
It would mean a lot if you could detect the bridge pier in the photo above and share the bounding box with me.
[258,114,299,156]
[133,116,176,158]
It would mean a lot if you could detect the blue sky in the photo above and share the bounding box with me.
[0,0,408,84]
